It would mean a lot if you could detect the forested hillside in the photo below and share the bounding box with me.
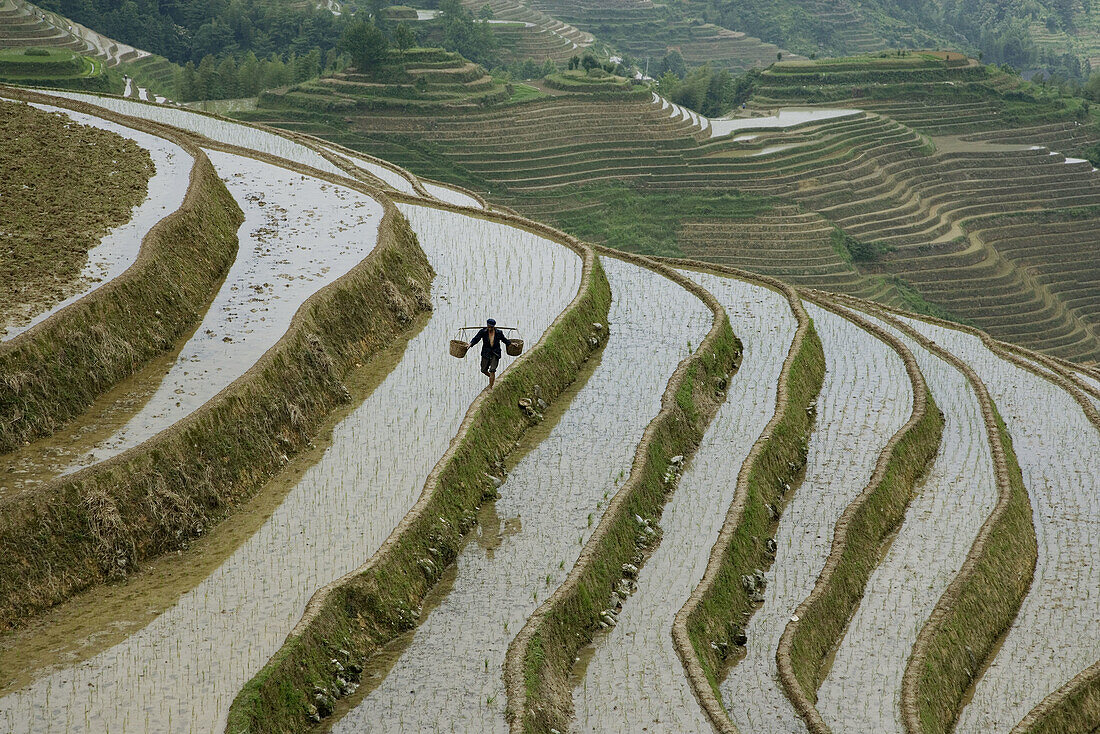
[696,0,1092,77]
[32,0,345,64]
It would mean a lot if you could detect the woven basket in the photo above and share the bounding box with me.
[506,339,524,356]
[449,339,469,358]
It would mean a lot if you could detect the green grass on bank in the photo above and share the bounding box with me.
[684,319,825,704]
[0,47,120,92]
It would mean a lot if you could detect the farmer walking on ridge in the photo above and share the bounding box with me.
[470,318,510,389]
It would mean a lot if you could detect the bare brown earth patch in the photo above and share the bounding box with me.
[0,98,153,327]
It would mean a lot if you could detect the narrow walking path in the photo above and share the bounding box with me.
[0,204,581,734]
[720,303,912,731]
[897,317,1100,734]
[816,310,997,733]
[327,256,710,733]
[571,270,796,732]
[1,101,191,340]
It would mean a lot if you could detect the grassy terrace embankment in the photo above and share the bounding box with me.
[505,249,740,734]
[0,46,118,92]
[459,0,594,64]
[0,98,446,627]
[226,205,610,734]
[753,52,1097,139]
[0,88,239,454]
[776,294,943,731]
[0,98,153,327]
[657,262,823,732]
[825,297,1036,734]
[261,48,510,114]
[0,197,432,629]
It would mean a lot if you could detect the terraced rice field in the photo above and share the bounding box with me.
[898,316,1100,734]
[721,301,913,731]
[328,257,707,732]
[2,82,1100,734]
[817,310,998,733]
[527,0,799,70]
[58,150,385,470]
[572,270,796,731]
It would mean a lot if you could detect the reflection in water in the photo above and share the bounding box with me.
[331,257,710,733]
[0,204,580,734]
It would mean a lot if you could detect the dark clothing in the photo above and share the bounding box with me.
[470,327,510,359]
[481,354,500,374]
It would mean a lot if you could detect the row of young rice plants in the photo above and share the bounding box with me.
[814,298,1032,734]
[225,204,612,733]
[808,304,994,733]
[892,314,1100,734]
[0,202,583,733]
[326,256,712,732]
[570,268,797,731]
[718,301,913,731]
[666,263,823,733]
[503,251,741,734]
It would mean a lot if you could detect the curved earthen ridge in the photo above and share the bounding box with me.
[227,202,608,734]
[0,90,446,628]
[0,85,241,452]
[774,292,939,733]
[824,299,1100,734]
[657,258,813,734]
[1011,659,1100,734]
[503,247,735,734]
[823,293,1028,734]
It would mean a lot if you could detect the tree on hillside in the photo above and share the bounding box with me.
[340,20,388,73]
[657,50,686,79]
[1086,70,1100,101]
[581,53,600,72]
[438,0,499,66]
[394,22,415,51]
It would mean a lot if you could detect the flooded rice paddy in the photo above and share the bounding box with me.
[1,101,192,341]
[327,256,709,733]
[59,150,384,471]
[319,145,418,195]
[44,91,345,176]
[708,108,861,138]
[898,317,1100,734]
[421,181,484,209]
[720,302,912,732]
[0,204,580,733]
[572,271,796,732]
[817,310,998,733]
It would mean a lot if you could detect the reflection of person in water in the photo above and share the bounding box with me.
[469,318,511,389]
